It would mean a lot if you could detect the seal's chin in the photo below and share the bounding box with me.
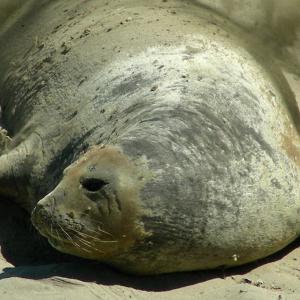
[46,236,92,259]
[31,200,124,260]
[47,235,71,251]
[31,206,103,259]
[46,233,95,259]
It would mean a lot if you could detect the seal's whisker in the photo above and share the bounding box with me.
[56,224,69,240]
[77,236,97,249]
[55,225,92,254]
[54,228,62,241]
[76,236,94,248]
[76,236,105,254]
[85,226,113,237]
[75,243,92,254]
[60,227,106,253]
[71,231,94,246]
[67,227,114,243]
[72,230,100,240]
[57,223,81,249]
[77,224,113,237]
[75,230,118,243]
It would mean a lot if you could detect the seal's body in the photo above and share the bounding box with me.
[0,0,299,274]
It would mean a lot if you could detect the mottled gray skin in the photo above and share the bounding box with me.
[0,0,299,274]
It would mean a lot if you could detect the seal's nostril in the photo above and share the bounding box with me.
[31,203,49,228]
[81,178,108,192]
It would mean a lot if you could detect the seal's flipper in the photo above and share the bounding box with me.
[0,128,18,198]
[0,139,35,211]
[0,127,12,155]
[0,148,26,198]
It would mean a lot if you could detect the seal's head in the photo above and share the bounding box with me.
[31,145,148,261]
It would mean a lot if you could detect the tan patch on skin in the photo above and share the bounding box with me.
[281,124,300,168]
[38,145,152,260]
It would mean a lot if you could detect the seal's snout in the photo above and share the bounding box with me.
[31,199,53,235]
[31,192,64,236]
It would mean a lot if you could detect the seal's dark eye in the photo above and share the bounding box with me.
[81,178,108,192]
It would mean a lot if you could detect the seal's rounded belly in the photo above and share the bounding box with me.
[0,0,299,274]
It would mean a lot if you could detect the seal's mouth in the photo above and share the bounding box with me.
[41,224,122,260]
[46,234,73,248]
[31,202,121,259]
[31,204,81,236]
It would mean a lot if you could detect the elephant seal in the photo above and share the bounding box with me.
[0,0,299,274]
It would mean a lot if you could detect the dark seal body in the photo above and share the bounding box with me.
[0,0,299,274]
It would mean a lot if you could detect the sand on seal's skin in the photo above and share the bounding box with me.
[0,0,300,299]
